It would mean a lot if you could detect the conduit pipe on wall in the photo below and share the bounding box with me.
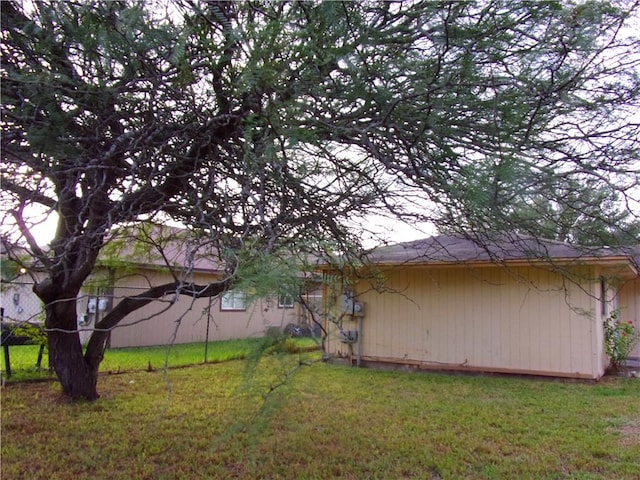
[357,315,362,367]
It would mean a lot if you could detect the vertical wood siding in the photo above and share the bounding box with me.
[327,265,603,378]
[619,276,640,360]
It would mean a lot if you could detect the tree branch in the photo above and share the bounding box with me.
[84,278,231,370]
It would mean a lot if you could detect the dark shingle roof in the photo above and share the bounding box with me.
[366,234,638,268]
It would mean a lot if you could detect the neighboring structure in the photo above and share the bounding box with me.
[1,244,44,325]
[0,276,43,325]
[95,265,321,349]
[322,235,639,380]
[79,230,321,348]
[1,231,321,349]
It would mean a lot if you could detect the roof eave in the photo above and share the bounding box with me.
[358,255,638,276]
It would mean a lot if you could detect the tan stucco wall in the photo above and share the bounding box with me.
[618,276,640,360]
[326,264,606,379]
[88,269,301,348]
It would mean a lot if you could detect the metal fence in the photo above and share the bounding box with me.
[1,280,45,325]
[1,281,47,378]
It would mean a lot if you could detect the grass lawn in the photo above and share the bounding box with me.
[0,337,318,382]
[2,349,639,479]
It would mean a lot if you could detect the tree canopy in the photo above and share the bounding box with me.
[1,0,639,399]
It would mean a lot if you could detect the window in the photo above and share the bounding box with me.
[221,290,246,311]
[600,278,608,317]
[278,293,294,309]
[600,278,620,318]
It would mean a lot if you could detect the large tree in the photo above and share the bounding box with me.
[2,0,639,400]
[453,164,640,246]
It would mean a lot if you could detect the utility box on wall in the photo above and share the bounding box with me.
[338,330,358,343]
[341,294,353,314]
[340,294,365,317]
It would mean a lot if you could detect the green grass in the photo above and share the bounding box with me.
[1,337,319,382]
[2,355,639,479]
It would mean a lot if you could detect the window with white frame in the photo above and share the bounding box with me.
[278,293,294,309]
[221,290,246,311]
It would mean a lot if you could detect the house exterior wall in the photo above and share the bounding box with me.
[618,276,640,361]
[325,264,606,379]
[1,278,43,324]
[101,269,308,348]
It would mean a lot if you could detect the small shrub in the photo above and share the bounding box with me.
[8,322,47,346]
[267,337,300,355]
[604,310,639,371]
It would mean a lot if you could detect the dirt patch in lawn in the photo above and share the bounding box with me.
[618,418,640,447]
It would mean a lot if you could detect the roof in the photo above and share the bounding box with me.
[365,234,639,273]
[94,224,227,274]
[2,227,226,275]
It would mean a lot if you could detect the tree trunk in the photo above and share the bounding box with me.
[40,279,229,401]
[45,295,99,401]
[49,328,99,401]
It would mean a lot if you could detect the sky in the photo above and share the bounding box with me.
[27,209,435,249]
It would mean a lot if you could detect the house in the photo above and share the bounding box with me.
[0,274,43,326]
[91,264,322,349]
[80,229,322,348]
[322,234,639,380]
[1,244,44,325]
[2,230,321,349]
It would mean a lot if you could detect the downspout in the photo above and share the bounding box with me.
[357,315,362,367]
